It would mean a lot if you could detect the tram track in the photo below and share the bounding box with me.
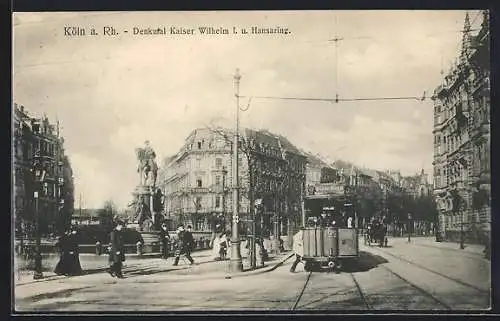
[291,270,373,310]
[376,263,453,310]
[372,246,489,295]
[291,271,312,310]
[349,272,372,310]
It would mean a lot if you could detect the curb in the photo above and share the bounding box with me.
[228,252,295,279]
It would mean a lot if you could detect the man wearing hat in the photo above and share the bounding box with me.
[159,221,171,259]
[108,220,125,278]
[173,225,194,266]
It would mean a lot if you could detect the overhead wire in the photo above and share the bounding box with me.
[239,95,428,103]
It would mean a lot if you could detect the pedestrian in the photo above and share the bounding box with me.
[54,229,71,276]
[108,220,125,278]
[185,225,196,252]
[218,232,229,260]
[172,225,194,266]
[159,222,170,259]
[347,216,353,228]
[66,226,83,276]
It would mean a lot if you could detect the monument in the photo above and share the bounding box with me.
[130,140,163,253]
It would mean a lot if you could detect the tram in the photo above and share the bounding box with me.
[291,182,360,273]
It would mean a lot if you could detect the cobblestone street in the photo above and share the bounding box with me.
[14,237,491,312]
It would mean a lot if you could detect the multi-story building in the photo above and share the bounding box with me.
[161,127,307,239]
[162,128,233,232]
[401,169,432,199]
[13,103,74,236]
[432,11,490,243]
[302,151,339,188]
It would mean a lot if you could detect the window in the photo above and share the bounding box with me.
[195,197,202,210]
[215,175,221,186]
[215,196,221,208]
[215,158,222,168]
[196,178,202,187]
[198,142,202,149]
[196,158,201,168]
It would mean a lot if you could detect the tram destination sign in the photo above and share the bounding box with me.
[307,183,345,196]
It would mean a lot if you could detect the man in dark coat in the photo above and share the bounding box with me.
[66,226,83,276]
[159,222,170,259]
[173,225,194,266]
[108,220,125,278]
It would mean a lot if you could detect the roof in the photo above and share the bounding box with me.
[302,151,329,167]
[276,134,302,155]
[72,209,100,218]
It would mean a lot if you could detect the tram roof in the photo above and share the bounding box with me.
[305,193,346,200]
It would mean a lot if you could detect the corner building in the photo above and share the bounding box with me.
[161,127,307,241]
[432,12,490,243]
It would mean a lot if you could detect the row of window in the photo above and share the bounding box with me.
[434,130,468,155]
[434,139,490,185]
[473,142,491,173]
[189,138,228,151]
[169,195,227,211]
[441,211,490,229]
[193,156,227,169]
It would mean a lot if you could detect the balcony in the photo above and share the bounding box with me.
[472,76,489,94]
[209,184,230,194]
[470,123,489,139]
[190,187,211,193]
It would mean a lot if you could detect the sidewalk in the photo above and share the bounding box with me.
[14,248,294,292]
[15,249,208,286]
[388,236,486,256]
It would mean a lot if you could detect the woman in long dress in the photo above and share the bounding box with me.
[54,230,70,275]
[66,227,83,276]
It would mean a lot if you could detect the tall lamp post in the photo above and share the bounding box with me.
[407,213,412,243]
[32,153,46,280]
[458,191,465,250]
[230,69,244,273]
[222,166,228,232]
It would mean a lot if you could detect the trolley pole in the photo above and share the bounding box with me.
[230,68,243,273]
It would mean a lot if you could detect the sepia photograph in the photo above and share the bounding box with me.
[12,10,491,312]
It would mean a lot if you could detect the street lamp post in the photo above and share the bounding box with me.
[459,209,465,250]
[230,69,244,273]
[32,154,45,280]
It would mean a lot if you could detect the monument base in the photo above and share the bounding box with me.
[140,231,161,253]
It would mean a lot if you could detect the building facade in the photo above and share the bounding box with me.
[162,128,234,232]
[13,103,74,237]
[432,11,490,243]
[161,127,307,239]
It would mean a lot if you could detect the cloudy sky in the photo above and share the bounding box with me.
[13,10,483,209]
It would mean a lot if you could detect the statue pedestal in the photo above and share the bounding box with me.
[140,231,161,253]
[133,185,155,227]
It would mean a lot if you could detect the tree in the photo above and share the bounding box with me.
[98,199,116,234]
[206,125,305,244]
